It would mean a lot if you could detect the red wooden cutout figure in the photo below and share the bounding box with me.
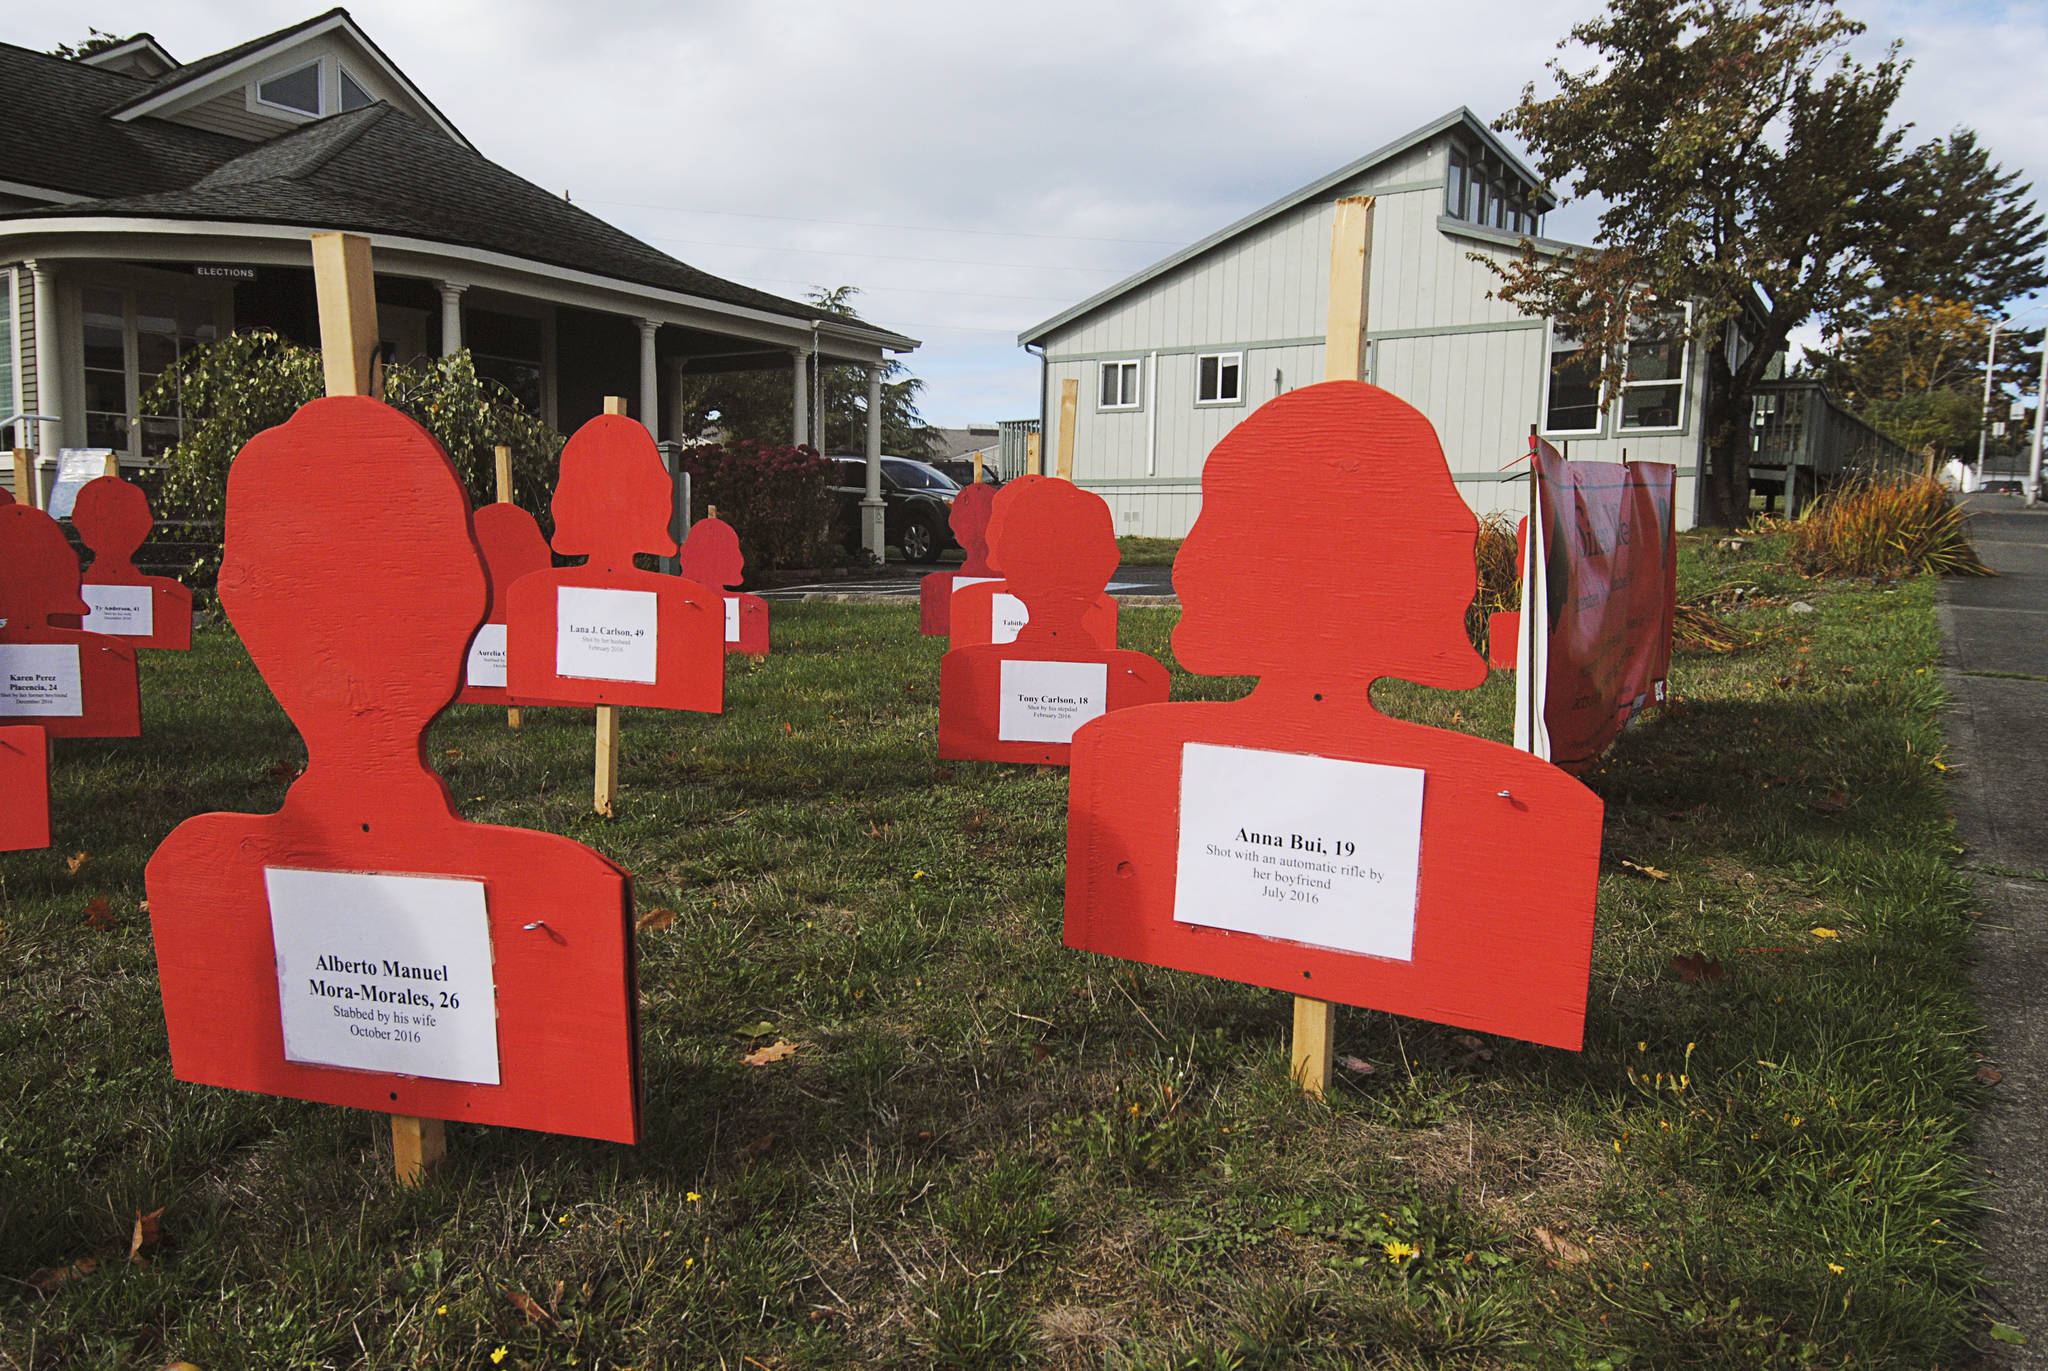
[938,476,1168,765]
[1064,383,1604,1052]
[0,503,141,738]
[677,514,769,656]
[504,414,723,712]
[918,480,998,636]
[0,725,50,851]
[456,501,552,706]
[70,474,195,651]
[1487,516,1529,671]
[145,398,641,1144]
[947,476,1121,649]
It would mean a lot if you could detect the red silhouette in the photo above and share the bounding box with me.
[504,414,722,711]
[0,725,49,851]
[69,474,195,651]
[145,397,641,1144]
[917,480,997,636]
[947,475,1120,650]
[0,502,140,737]
[1063,382,1604,1051]
[677,514,769,656]
[456,501,552,706]
[938,476,1168,765]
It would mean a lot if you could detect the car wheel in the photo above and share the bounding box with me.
[901,514,940,564]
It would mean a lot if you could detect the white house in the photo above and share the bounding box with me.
[1018,108,1713,536]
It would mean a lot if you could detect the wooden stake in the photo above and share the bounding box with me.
[973,450,983,484]
[707,504,717,520]
[1056,378,1079,480]
[1026,432,1042,477]
[1291,996,1335,1097]
[590,396,629,818]
[311,232,380,399]
[493,444,522,730]
[1288,194,1378,1100]
[311,229,446,1183]
[11,448,28,506]
[102,452,120,479]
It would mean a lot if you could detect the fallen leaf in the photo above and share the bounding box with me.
[1978,1066,2005,1086]
[65,850,91,875]
[83,897,115,931]
[444,747,463,761]
[1665,803,1710,822]
[741,1040,798,1067]
[28,1257,98,1293]
[1336,1055,1376,1075]
[1670,952,1726,985]
[264,760,302,784]
[1452,1034,1483,1050]
[503,1287,555,1325]
[129,1207,164,1265]
[1532,1227,1590,1263]
[783,721,793,735]
[735,1131,778,1164]
[935,766,955,782]
[1619,859,1670,882]
[1991,1322,2028,1346]
[1810,927,1839,939]
[1030,1043,1051,1063]
[1814,790,1849,815]
[732,1020,776,1039]
[635,907,677,933]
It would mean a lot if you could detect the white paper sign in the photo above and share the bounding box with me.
[556,586,658,683]
[47,449,113,520]
[1173,742,1425,961]
[0,644,83,717]
[465,622,507,688]
[81,584,154,637]
[266,867,501,1085]
[997,659,1107,743]
[724,595,740,644]
[991,593,1029,644]
[950,576,1000,596]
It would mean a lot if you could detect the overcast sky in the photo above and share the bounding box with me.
[14,0,2048,425]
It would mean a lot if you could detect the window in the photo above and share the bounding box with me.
[1099,359,1140,410]
[256,60,322,115]
[1542,323,1602,435]
[0,270,13,448]
[883,458,958,492]
[339,66,374,111]
[79,285,219,461]
[467,308,545,417]
[1618,308,1690,431]
[1447,147,1468,220]
[1195,352,1242,405]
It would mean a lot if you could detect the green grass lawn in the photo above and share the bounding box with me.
[1,536,1983,1369]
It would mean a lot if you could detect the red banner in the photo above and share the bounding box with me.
[1527,440,1677,773]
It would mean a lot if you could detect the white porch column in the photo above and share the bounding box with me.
[28,259,57,507]
[862,362,885,560]
[791,347,809,448]
[437,281,466,356]
[637,318,660,439]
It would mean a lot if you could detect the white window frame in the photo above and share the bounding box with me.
[1194,351,1243,407]
[338,64,375,111]
[1616,303,1692,434]
[253,58,324,117]
[1539,319,1604,437]
[1098,358,1142,412]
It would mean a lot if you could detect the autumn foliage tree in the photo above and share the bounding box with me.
[1491,0,1908,525]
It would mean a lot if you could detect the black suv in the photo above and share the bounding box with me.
[828,456,961,563]
[932,457,1005,490]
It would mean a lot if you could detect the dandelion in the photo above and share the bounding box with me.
[1829,1262,1845,1275]
[913,870,926,880]
[1382,1240,1416,1263]
[491,1349,509,1365]
[435,1305,447,1316]
[558,1213,570,1225]
[687,1191,702,1203]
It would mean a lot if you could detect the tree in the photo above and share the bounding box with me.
[672,287,939,458]
[50,29,129,60]
[1864,130,2048,310]
[1491,0,1908,525]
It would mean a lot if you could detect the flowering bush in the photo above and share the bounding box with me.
[674,440,838,574]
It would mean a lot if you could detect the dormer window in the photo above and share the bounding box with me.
[1445,140,1544,237]
[256,60,321,115]
[339,66,374,111]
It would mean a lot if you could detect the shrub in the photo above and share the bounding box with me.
[1466,511,1523,655]
[144,333,564,586]
[1787,476,1991,578]
[674,440,838,575]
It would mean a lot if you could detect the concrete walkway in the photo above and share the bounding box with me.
[1942,494,2048,1362]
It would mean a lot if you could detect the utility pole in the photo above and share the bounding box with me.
[2031,336,2046,506]
[1979,318,2002,474]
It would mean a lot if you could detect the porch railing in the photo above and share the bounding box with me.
[1746,379,1919,515]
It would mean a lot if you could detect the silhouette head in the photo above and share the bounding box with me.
[549,414,677,563]
[218,397,485,753]
[1174,382,1486,690]
[986,476,1119,604]
[948,481,997,574]
[70,475,153,576]
[472,501,552,621]
[677,515,744,591]
[0,503,89,626]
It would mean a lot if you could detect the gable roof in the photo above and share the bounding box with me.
[79,35,179,79]
[12,103,911,346]
[0,41,248,201]
[1019,107,1553,345]
[107,8,471,151]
